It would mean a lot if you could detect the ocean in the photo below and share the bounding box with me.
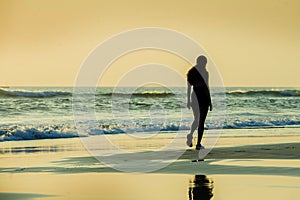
[0,87,299,141]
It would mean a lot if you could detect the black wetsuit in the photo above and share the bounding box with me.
[187,66,211,145]
[187,67,211,106]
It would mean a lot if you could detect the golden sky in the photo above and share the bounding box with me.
[0,0,299,86]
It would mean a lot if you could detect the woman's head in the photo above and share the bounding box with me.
[196,55,207,67]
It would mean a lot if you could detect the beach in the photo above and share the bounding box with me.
[1,129,299,200]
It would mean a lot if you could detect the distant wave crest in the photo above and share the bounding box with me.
[227,89,300,97]
[0,89,71,98]
[101,91,175,97]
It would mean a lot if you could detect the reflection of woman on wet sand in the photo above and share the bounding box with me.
[188,175,214,200]
[186,55,212,150]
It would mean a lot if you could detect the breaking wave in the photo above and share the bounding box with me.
[0,89,71,98]
[227,89,300,97]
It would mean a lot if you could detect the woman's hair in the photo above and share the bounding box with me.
[196,55,207,67]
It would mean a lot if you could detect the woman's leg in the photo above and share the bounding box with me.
[196,105,209,146]
[186,95,200,147]
[190,101,200,135]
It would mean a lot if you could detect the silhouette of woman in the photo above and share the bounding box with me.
[186,55,212,150]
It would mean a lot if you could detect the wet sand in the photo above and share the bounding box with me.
[1,130,299,199]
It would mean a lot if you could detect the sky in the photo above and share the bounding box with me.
[0,0,299,87]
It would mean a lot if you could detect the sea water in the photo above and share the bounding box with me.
[0,87,299,141]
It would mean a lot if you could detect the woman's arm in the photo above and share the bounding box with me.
[187,82,191,109]
[207,73,212,111]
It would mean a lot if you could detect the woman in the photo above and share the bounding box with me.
[186,55,212,150]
